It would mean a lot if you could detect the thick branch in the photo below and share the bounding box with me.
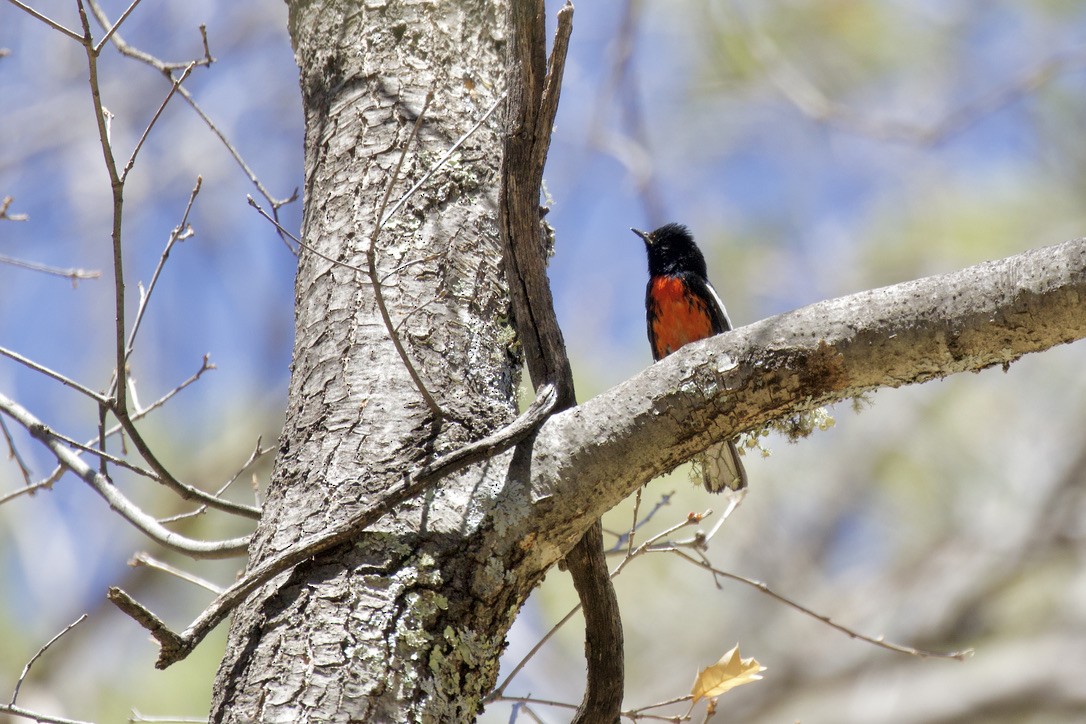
[522,237,1086,552]
[500,3,624,721]
[500,0,576,406]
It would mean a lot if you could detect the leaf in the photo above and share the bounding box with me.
[691,644,766,701]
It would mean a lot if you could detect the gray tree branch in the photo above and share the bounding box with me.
[517,237,1086,554]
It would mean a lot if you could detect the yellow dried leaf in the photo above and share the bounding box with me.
[691,644,765,701]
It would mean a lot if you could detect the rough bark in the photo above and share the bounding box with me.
[211,1,526,721]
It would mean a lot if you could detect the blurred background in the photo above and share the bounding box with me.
[2,1,1086,722]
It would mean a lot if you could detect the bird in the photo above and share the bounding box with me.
[632,222,747,493]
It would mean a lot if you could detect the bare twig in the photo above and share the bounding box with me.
[37,425,157,479]
[488,601,583,704]
[489,507,705,704]
[10,614,88,705]
[494,694,695,723]
[5,0,83,42]
[110,384,558,668]
[158,436,271,524]
[125,354,214,419]
[0,478,56,507]
[93,0,144,54]
[121,61,196,181]
[0,346,111,405]
[248,196,376,274]
[625,486,644,557]
[75,22,205,518]
[108,407,262,519]
[626,694,695,717]
[606,489,674,554]
[364,90,443,422]
[0,253,100,282]
[0,703,94,724]
[378,89,507,228]
[126,178,202,360]
[0,392,250,558]
[0,415,33,485]
[85,0,293,256]
[251,88,503,278]
[664,548,974,661]
[129,712,208,724]
[130,552,224,594]
[496,696,578,713]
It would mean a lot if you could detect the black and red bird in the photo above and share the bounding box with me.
[633,223,748,493]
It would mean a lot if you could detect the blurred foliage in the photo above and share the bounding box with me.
[1,0,1085,723]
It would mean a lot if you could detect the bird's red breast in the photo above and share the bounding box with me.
[648,276,715,360]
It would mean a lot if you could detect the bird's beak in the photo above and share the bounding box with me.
[631,227,653,245]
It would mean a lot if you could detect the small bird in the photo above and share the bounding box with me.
[633,223,747,493]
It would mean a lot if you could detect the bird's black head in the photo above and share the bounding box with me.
[631,223,708,278]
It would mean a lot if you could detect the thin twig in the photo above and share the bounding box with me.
[158,436,271,524]
[495,695,693,723]
[665,548,974,661]
[378,89,507,228]
[365,90,443,421]
[247,196,378,275]
[93,0,144,54]
[38,425,157,479]
[0,478,55,507]
[1,351,211,501]
[126,354,214,419]
[10,614,88,705]
[97,394,109,478]
[496,696,578,712]
[489,601,583,703]
[121,61,196,182]
[0,346,111,405]
[5,0,84,42]
[0,254,99,281]
[251,88,503,272]
[628,695,695,714]
[126,178,201,360]
[606,490,674,554]
[0,703,94,724]
[77,0,133,414]
[17,354,215,503]
[625,486,644,557]
[0,415,33,485]
[490,508,707,703]
[130,552,224,594]
[129,712,208,724]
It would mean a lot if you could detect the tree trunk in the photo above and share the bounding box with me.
[211,1,532,720]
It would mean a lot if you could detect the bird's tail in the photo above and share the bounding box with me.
[696,439,747,494]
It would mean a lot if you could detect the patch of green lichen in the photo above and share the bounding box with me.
[742,405,838,458]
